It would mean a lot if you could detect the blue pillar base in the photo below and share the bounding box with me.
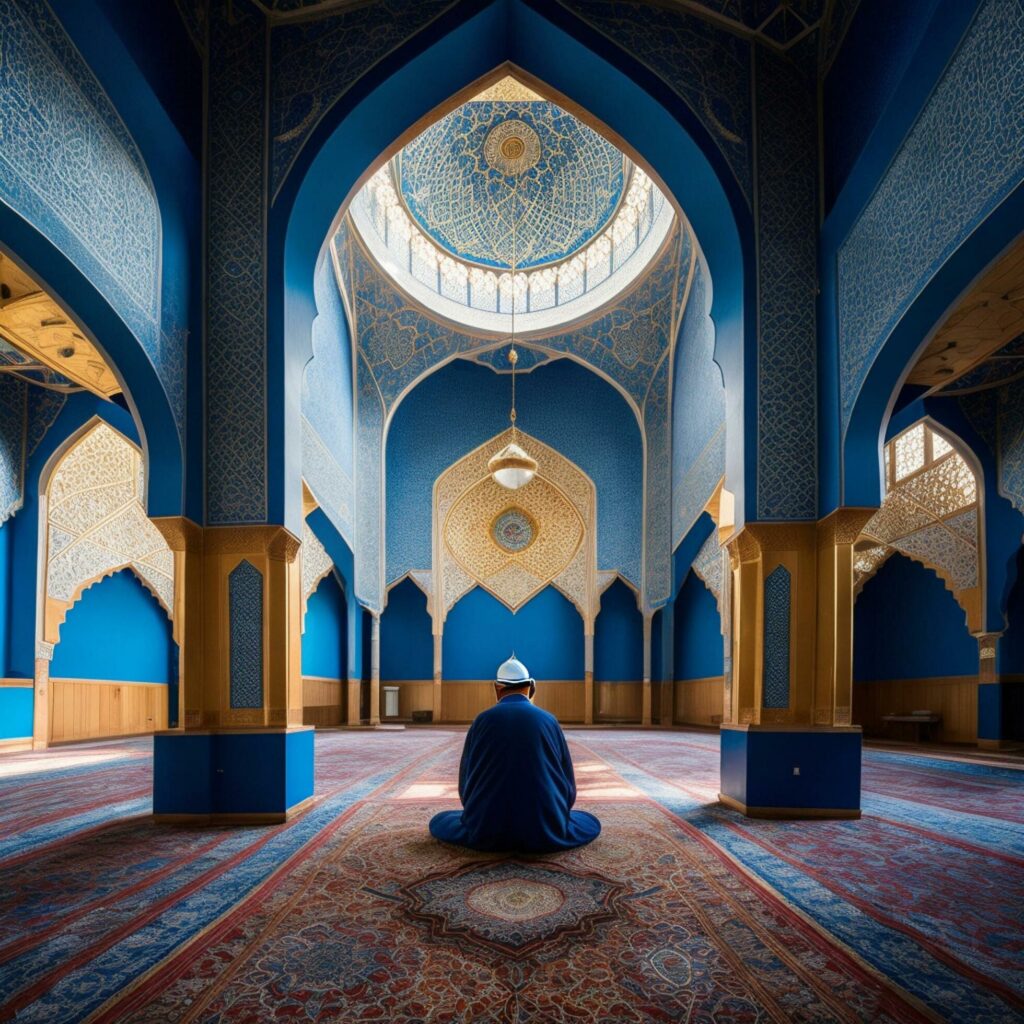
[719,724,862,819]
[153,726,315,823]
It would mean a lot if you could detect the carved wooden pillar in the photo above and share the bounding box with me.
[641,613,653,726]
[32,642,53,750]
[433,631,443,723]
[815,510,874,726]
[583,630,594,725]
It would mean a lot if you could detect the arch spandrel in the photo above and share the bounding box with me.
[42,420,174,645]
[433,427,597,625]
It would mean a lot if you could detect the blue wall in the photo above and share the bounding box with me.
[674,571,723,680]
[854,554,977,681]
[1001,548,1024,674]
[443,586,583,680]
[301,253,355,540]
[50,569,175,683]
[823,0,942,208]
[386,358,643,587]
[0,686,32,740]
[672,255,726,546]
[594,579,642,681]
[301,570,347,679]
[381,577,432,680]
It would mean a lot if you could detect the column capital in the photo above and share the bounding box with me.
[150,515,203,552]
[816,508,876,548]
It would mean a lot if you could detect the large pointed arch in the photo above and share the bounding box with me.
[273,1,751,541]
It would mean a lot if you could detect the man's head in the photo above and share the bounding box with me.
[494,654,535,702]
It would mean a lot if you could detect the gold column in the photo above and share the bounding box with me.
[152,517,205,727]
[433,632,443,723]
[583,630,594,725]
[369,613,381,726]
[150,521,303,729]
[32,642,53,750]
[725,524,818,725]
[641,614,653,726]
[815,510,874,726]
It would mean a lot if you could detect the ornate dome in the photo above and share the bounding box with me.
[348,77,675,333]
[397,82,626,269]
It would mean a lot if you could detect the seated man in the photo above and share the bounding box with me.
[429,655,601,853]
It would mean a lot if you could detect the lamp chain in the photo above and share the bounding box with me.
[509,175,518,436]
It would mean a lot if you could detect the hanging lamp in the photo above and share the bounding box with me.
[489,169,538,490]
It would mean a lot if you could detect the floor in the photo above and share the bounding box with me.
[0,729,1021,1022]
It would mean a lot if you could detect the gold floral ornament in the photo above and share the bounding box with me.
[445,475,583,611]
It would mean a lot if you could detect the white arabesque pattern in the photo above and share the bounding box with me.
[46,422,173,619]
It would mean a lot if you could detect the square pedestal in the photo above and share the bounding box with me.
[153,726,314,823]
[720,724,862,818]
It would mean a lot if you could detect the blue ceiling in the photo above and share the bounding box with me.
[397,99,626,270]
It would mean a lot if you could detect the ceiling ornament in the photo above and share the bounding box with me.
[434,428,597,624]
[0,254,121,398]
[349,75,673,332]
[44,421,173,644]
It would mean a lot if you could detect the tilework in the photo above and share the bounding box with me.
[672,253,726,546]
[557,0,753,203]
[205,0,268,524]
[229,560,264,709]
[891,523,977,591]
[268,0,456,199]
[26,390,66,459]
[644,352,672,608]
[0,378,26,524]
[0,0,158,345]
[399,100,624,269]
[341,218,687,415]
[838,0,1024,437]
[762,564,791,709]
[354,357,384,611]
[302,419,354,545]
[471,347,552,373]
[754,48,818,520]
[0,0,184,441]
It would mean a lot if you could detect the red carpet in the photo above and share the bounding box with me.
[0,729,1020,1022]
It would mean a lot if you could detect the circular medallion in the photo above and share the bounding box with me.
[466,878,566,922]
[491,508,536,553]
[484,119,541,176]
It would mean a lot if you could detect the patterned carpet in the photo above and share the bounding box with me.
[0,730,1021,1022]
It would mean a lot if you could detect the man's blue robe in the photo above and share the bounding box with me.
[429,693,601,853]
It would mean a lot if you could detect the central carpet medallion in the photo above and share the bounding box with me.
[401,859,625,957]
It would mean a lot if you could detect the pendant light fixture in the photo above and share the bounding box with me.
[489,167,538,490]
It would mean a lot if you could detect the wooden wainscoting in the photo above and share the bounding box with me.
[381,680,435,721]
[853,676,978,744]
[674,676,725,726]
[441,681,495,723]
[49,678,169,744]
[302,677,345,727]
[535,681,585,722]
[594,681,642,723]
